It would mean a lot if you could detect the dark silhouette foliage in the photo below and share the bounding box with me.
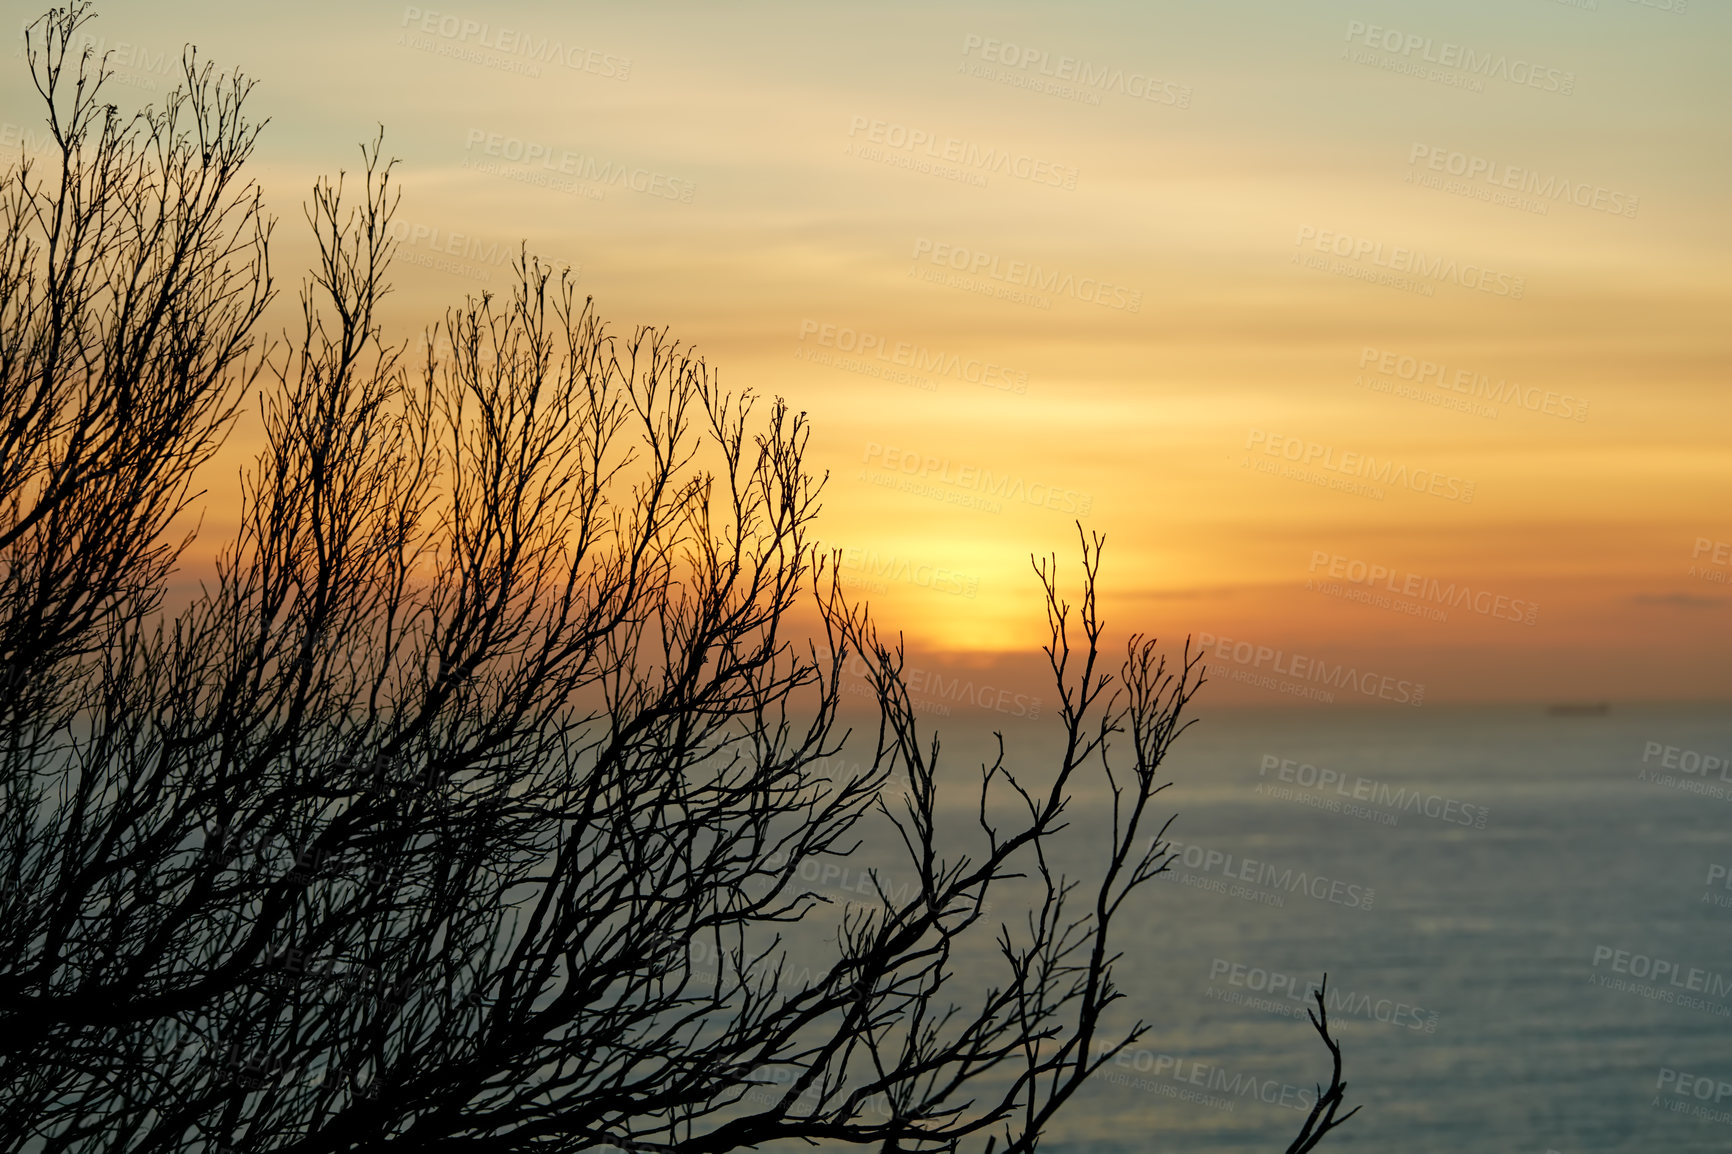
[0,7,1356,1152]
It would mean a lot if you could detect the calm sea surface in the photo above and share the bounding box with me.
[804,702,1732,1154]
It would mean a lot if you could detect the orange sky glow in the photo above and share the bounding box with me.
[9,0,1726,706]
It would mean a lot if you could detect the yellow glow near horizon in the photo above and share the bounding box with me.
[17,0,1727,702]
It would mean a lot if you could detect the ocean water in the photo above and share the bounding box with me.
[806,702,1732,1154]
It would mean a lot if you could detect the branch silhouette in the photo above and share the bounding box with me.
[0,7,1357,1152]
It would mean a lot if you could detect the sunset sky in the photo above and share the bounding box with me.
[8,0,1727,704]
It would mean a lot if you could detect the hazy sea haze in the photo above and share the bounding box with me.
[805,702,1732,1153]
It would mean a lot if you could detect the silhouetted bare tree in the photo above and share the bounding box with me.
[0,7,1356,1153]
